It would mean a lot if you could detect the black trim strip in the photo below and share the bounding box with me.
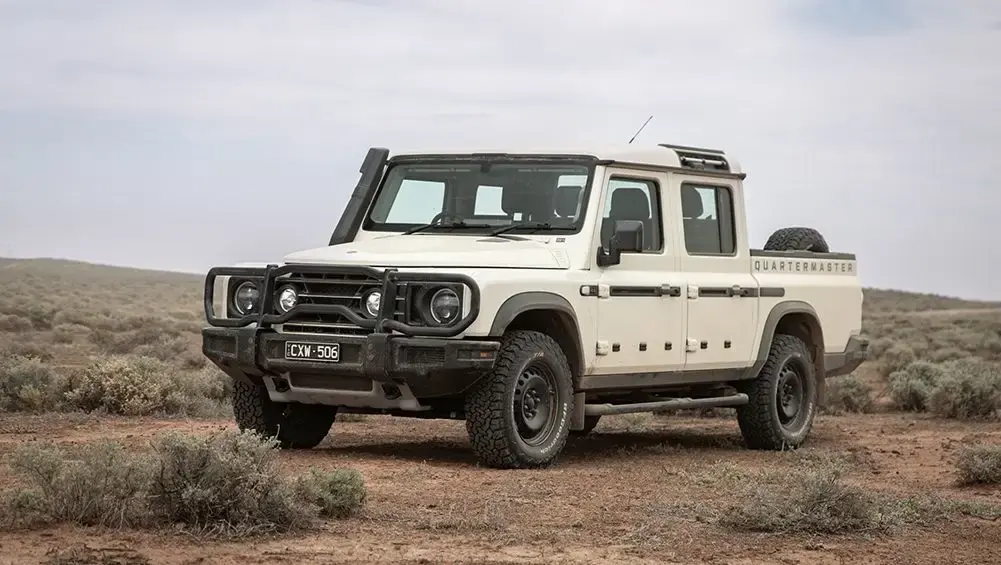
[759,287,786,298]
[579,284,682,297]
[750,249,856,260]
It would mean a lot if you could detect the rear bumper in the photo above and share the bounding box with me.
[202,326,499,399]
[824,334,870,377]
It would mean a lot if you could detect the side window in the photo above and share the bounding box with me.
[473,185,506,216]
[384,179,445,223]
[600,177,663,252]
[680,183,736,255]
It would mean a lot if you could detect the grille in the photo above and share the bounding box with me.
[277,270,406,336]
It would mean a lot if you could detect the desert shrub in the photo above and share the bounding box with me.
[63,356,231,417]
[149,431,316,534]
[955,444,1001,485]
[50,323,92,345]
[823,376,874,415]
[0,341,54,362]
[880,343,916,377]
[0,441,154,529]
[0,304,59,330]
[929,347,972,363]
[888,361,946,412]
[0,430,366,535]
[0,356,63,411]
[719,464,903,535]
[0,314,33,332]
[927,358,1001,420]
[295,469,367,518]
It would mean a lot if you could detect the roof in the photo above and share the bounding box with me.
[390,143,744,176]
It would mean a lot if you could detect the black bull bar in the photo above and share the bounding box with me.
[202,263,481,338]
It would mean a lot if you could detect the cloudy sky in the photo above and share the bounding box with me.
[1,0,998,299]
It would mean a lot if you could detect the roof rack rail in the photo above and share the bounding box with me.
[657,142,725,155]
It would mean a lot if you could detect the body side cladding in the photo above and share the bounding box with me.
[579,284,682,297]
[488,291,586,380]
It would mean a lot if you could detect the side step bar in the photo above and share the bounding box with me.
[584,393,749,416]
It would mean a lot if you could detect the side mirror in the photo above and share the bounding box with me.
[596,220,644,267]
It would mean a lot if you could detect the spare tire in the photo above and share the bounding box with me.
[763,227,829,253]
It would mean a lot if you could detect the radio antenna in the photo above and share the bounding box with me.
[627,115,654,144]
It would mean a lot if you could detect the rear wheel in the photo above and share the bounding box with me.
[736,334,818,450]
[231,380,338,449]
[464,330,574,469]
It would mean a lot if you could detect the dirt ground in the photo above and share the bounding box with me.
[1,411,999,565]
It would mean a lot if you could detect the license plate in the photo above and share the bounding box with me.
[284,341,340,363]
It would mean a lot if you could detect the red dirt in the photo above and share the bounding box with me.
[1,411,999,565]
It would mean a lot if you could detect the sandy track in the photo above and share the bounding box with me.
[1,412,999,565]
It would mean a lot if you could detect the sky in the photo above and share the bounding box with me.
[1,0,999,300]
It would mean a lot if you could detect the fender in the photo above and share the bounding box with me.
[489,291,585,379]
[743,300,827,402]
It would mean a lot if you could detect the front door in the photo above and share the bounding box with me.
[674,177,758,372]
[590,168,686,377]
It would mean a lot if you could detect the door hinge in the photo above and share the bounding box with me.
[687,285,698,300]
[686,338,699,352]
[596,341,610,356]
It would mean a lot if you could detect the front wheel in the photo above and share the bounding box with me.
[464,330,574,469]
[736,334,818,450]
[231,380,338,449]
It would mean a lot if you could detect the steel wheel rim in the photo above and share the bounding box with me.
[514,361,558,446]
[776,361,806,427]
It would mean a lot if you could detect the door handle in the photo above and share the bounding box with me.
[657,284,682,297]
[729,285,744,297]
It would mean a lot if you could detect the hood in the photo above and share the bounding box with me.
[282,234,570,269]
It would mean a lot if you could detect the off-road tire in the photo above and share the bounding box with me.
[232,380,338,449]
[570,415,601,437]
[464,330,574,469]
[736,334,818,450]
[763,227,830,253]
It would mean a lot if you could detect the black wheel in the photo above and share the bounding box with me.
[763,227,829,253]
[231,380,338,449]
[464,330,574,469]
[570,415,601,437]
[736,334,818,450]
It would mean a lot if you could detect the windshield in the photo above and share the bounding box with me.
[363,159,594,234]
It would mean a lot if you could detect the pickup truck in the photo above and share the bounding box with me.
[201,143,869,469]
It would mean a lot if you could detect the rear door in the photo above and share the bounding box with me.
[673,176,759,372]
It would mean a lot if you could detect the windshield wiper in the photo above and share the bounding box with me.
[488,222,554,237]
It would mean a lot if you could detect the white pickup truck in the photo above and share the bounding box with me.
[201,143,868,469]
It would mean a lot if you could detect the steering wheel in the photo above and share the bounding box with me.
[428,211,465,226]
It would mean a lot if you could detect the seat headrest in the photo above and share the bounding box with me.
[553,185,582,217]
[610,188,650,220]
[681,185,703,218]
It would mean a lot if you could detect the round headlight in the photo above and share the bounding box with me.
[233,281,260,315]
[364,290,381,317]
[429,288,460,324]
[277,286,298,313]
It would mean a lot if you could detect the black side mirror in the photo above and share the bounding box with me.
[596,220,644,267]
